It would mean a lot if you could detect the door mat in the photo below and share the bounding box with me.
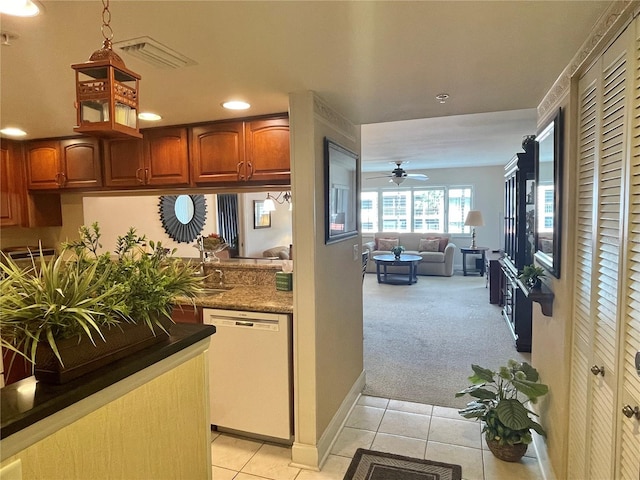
[344,448,462,480]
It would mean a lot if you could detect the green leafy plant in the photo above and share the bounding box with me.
[391,245,405,256]
[456,360,549,446]
[518,264,546,288]
[0,223,203,369]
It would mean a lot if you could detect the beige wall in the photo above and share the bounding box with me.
[531,94,572,479]
[289,91,364,468]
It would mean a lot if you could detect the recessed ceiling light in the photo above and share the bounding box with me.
[0,0,41,17]
[0,127,27,137]
[222,101,250,110]
[138,112,162,121]
[435,93,450,104]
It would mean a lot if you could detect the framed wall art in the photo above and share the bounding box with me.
[324,137,359,244]
[253,200,271,229]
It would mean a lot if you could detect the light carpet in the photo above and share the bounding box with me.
[362,272,530,409]
[344,448,462,480]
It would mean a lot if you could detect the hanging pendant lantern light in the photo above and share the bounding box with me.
[71,0,141,138]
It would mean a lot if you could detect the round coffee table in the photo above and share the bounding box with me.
[373,254,422,285]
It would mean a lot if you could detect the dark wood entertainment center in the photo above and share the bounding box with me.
[500,141,535,352]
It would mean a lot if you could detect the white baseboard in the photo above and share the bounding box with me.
[532,432,556,480]
[290,370,366,470]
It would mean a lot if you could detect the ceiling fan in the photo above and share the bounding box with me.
[367,161,429,185]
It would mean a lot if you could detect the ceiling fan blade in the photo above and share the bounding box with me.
[367,175,392,180]
[406,173,429,180]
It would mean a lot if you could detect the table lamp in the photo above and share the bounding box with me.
[464,210,484,249]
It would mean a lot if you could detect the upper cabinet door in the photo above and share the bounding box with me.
[244,116,290,184]
[25,140,61,190]
[191,122,245,184]
[103,137,145,187]
[59,137,102,189]
[143,127,190,186]
[1,140,22,226]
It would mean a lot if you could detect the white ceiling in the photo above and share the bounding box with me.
[0,1,610,173]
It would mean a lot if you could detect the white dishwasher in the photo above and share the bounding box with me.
[203,308,292,442]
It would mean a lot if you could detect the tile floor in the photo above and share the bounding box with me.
[211,395,544,480]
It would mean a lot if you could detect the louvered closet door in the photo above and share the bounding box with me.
[568,62,598,480]
[618,16,640,480]
[569,24,633,479]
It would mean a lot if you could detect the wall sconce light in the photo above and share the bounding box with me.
[71,0,142,139]
[264,191,292,212]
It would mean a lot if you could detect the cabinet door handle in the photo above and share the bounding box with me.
[246,161,253,179]
[55,172,66,187]
[622,405,640,420]
[145,168,149,184]
[237,162,244,180]
[136,168,144,184]
[590,365,605,376]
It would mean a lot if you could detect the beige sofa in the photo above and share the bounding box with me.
[262,246,291,259]
[363,232,456,277]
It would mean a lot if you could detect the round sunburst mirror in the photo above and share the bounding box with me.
[159,194,207,243]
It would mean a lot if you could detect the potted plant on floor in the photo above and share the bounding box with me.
[0,223,203,384]
[455,360,549,462]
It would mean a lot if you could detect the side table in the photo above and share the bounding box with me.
[460,246,489,276]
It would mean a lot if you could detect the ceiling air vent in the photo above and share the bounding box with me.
[114,36,197,69]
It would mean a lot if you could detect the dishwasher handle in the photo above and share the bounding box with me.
[206,316,280,331]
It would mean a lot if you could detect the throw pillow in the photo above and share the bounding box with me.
[424,236,448,252]
[377,238,399,251]
[419,238,440,252]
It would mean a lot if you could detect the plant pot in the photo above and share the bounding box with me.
[34,316,172,384]
[485,436,528,462]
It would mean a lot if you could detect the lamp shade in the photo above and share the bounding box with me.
[464,210,484,227]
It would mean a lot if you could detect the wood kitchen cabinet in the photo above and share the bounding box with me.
[103,126,189,187]
[1,139,62,227]
[1,140,22,226]
[25,138,102,190]
[171,304,203,324]
[191,115,290,185]
[190,121,245,184]
[244,116,291,184]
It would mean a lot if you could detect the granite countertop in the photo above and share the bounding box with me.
[177,285,293,314]
[0,323,216,441]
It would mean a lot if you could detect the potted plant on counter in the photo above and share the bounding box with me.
[455,360,549,462]
[0,223,204,384]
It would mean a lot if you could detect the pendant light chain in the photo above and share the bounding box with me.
[101,0,113,42]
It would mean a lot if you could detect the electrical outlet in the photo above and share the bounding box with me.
[353,244,359,261]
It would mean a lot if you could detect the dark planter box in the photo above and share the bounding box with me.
[34,317,172,384]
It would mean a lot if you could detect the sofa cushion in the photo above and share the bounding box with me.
[419,251,445,263]
[377,238,399,251]
[419,238,440,252]
[420,236,448,252]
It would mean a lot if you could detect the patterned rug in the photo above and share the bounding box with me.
[344,449,462,480]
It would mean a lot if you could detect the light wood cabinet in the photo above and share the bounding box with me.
[103,127,189,187]
[191,115,290,185]
[25,138,101,190]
